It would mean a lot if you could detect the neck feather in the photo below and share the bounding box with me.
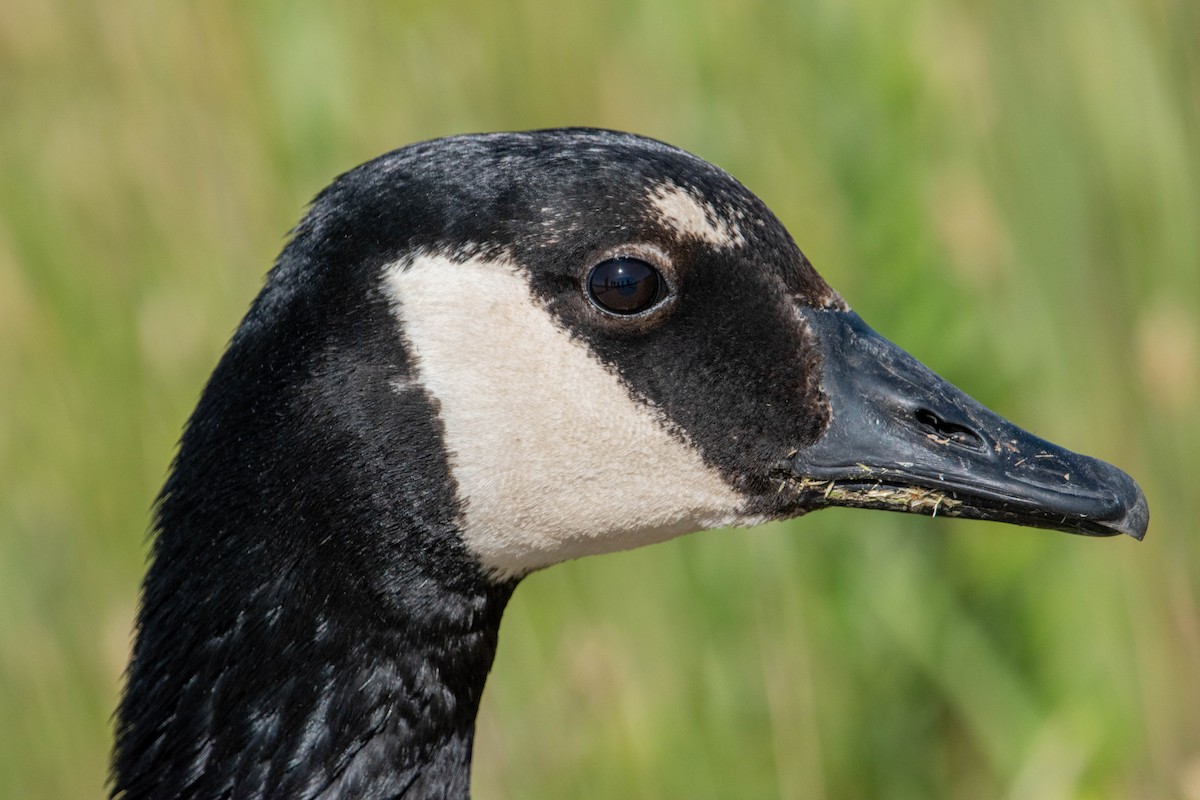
[112,279,516,798]
[112,516,514,799]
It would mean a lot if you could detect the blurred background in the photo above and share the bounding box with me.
[1,0,1197,797]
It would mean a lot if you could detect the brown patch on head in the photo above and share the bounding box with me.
[646,180,746,249]
[643,177,846,310]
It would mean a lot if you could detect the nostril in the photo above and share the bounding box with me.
[914,408,985,450]
[914,408,940,430]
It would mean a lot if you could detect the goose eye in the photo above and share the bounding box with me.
[586,257,665,315]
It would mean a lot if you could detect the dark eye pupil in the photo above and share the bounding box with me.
[587,258,663,314]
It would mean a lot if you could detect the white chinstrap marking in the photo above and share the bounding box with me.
[647,180,745,248]
[384,253,747,579]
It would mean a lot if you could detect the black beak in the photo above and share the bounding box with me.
[790,309,1148,540]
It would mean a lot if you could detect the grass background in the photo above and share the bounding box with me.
[1,0,1197,797]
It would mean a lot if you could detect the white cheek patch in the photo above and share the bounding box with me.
[648,181,745,248]
[383,253,747,579]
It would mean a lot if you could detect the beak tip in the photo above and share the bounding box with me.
[1117,486,1149,541]
[1096,462,1149,540]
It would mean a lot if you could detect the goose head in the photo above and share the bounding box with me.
[364,129,1146,579]
[112,128,1146,799]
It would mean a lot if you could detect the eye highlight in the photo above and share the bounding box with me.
[586,257,666,315]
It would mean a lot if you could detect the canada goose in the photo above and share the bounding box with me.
[111,129,1147,799]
